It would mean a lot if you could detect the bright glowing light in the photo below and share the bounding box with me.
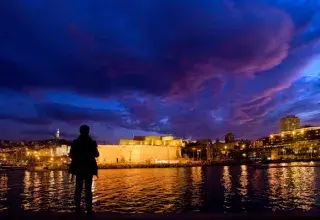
[242,153,246,157]
[281,133,284,137]
[301,129,305,134]
[270,134,273,139]
[224,145,227,150]
[242,144,245,149]
[292,131,296,135]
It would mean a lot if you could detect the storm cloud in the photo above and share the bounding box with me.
[0,0,319,142]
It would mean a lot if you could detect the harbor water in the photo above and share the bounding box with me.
[1,163,320,213]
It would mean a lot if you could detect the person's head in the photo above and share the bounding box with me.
[79,125,90,136]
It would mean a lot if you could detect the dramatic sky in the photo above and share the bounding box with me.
[1,0,320,143]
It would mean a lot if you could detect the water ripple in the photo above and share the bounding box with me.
[1,164,320,213]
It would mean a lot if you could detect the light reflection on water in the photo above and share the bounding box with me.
[0,173,8,211]
[1,164,320,213]
[267,166,318,211]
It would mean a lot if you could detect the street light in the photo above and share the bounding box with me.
[192,148,196,161]
[197,149,201,161]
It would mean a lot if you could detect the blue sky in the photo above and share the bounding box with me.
[0,0,319,143]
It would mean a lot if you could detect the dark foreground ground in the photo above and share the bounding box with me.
[1,211,320,220]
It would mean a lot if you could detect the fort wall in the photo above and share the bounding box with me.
[97,145,182,164]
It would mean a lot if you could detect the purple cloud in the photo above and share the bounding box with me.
[0,0,320,141]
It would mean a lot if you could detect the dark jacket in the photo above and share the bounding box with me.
[68,135,99,177]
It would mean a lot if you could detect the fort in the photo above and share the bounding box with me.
[97,136,184,164]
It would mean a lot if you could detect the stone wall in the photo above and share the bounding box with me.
[119,136,182,147]
[97,145,182,164]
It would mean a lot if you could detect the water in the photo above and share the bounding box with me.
[1,164,320,213]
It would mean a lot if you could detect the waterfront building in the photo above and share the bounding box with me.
[280,115,300,132]
[55,145,70,156]
[269,126,320,144]
[253,125,320,160]
[98,136,183,164]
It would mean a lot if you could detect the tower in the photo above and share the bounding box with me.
[55,129,60,139]
[280,115,300,132]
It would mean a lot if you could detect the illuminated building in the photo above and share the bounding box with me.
[55,145,70,156]
[56,129,60,139]
[253,126,320,159]
[119,135,183,146]
[98,136,183,164]
[269,126,320,144]
[280,115,300,132]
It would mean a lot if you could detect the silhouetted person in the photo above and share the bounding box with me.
[69,125,99,215]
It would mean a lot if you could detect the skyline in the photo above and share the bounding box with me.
[1,0,320,143]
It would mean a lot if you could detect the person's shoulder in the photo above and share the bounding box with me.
[91,139,97,146]
[72,139,80,145]
[72,139,78,143]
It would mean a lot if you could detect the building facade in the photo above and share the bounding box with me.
[280,115,300,132]
[98,136,183,164]
[252,126,320,160]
